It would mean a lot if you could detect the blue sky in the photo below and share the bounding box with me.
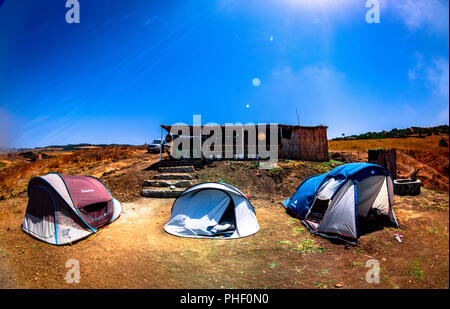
[0,0,448,148]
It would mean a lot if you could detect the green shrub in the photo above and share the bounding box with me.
[438,139,448,147]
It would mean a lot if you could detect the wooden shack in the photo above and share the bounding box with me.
[160,124,328,162]
[279,125,328,161]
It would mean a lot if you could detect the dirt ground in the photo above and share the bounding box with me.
[0,153,448,289]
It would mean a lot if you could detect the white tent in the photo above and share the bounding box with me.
[164,182,259,239]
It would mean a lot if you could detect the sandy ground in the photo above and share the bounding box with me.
[0,152,448,289]
[0,190,448,289]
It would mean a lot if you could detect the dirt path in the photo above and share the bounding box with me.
[0,257,18,288]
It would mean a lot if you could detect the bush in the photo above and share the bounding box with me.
[438,139,448,148]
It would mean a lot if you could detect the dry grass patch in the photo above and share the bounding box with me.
[0,146,145,199]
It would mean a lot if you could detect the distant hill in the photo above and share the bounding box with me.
[332,125,449,141]
[1,143,136,154]
[0,147,31,154]
[36,143,136,152]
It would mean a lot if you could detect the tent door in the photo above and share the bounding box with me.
[306,198,330,223]
[209,198,236,236]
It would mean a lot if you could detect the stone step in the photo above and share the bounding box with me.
[153,173,193,180]
[142,180,192,188]
[141,187,185,198]
[158,166,195,173]
[158,159,203,168]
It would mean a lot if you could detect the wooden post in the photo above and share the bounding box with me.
[199,131,203,159]
[368,148,397,179]
[159,127,163,162]
[241,126,244,159]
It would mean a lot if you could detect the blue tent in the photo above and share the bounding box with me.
[282,163,398,244]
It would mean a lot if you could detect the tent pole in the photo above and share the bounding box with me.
[241,126,244,159]
[159,127,163,162]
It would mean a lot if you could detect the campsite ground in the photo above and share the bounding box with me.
[0,142,448,289]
